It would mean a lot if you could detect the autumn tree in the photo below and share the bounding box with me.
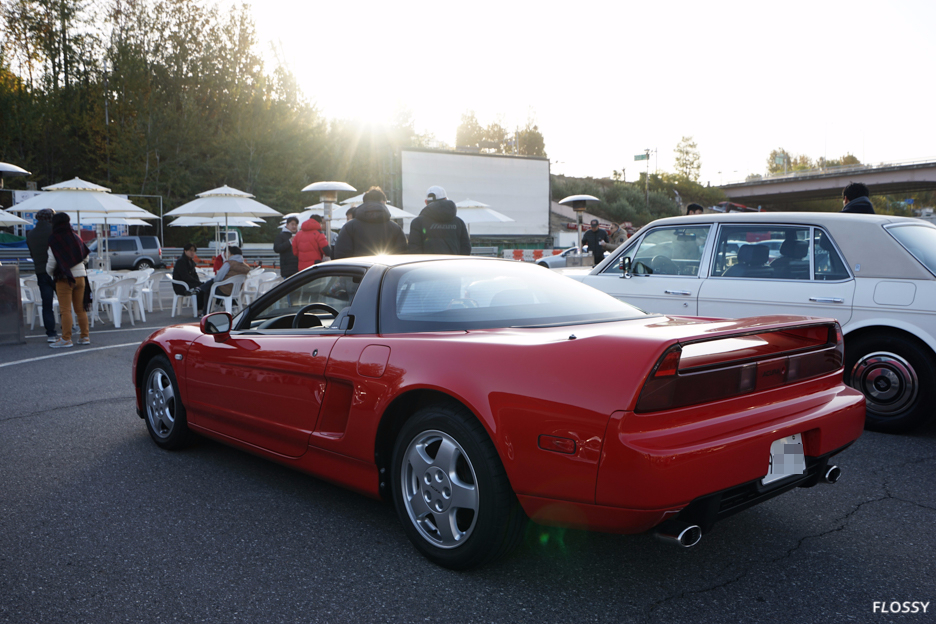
[455,110,483,149]
[674,136,700,181]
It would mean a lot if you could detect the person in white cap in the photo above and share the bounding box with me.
[407,185,471,255]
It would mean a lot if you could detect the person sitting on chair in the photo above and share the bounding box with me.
[172,243,212,314]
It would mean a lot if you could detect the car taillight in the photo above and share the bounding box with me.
[635,323,844,413]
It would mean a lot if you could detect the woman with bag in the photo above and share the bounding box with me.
[46,212,91,348]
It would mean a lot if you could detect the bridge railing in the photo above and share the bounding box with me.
[727,156,936,185]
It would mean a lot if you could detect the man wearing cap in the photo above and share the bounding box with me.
[581,219,609,266]
[407,185,471,255]
[26,209,58,342]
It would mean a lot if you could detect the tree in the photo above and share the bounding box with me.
[517,120,545,157]
[767,148,792,174]
[674,136,700,181]
[455,110,483,149]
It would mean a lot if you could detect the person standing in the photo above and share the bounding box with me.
[274,216,300,278]
[407,185,471,255]
[602,222,628,253]
[841,182,875,214]
[581,219,609,266]
[333,187,407,259]
[46,212,90,347]
[291,216,330,270]
[686,203,705,215]
[26,208,58,342]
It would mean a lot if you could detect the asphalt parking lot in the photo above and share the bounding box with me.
[1,302,934,623]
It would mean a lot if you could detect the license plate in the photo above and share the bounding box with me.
[762,433,806,485]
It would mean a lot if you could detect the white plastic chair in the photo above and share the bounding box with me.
[257,275,282,296]
[241,271,268,304]
[169,279,199,318]
[206,274,246,315]
[143,271,170,312]
[20,278,35,324]
[89,274,116,327]
[96,278,141,328]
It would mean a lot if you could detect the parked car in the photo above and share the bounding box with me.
[133,255,863,569]
[536,246,584,268]
[89,235,163,270]
[566,212,936,433]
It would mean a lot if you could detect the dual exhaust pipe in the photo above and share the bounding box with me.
[654,465,841,548]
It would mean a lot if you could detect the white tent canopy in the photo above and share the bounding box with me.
[0,208,29,226]
[165,185,281,220]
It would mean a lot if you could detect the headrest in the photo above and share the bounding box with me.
[780,239,808,259]
[738,244,770,265]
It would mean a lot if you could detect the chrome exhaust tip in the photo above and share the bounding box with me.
[821,465,842,484]
[654,521,703,548]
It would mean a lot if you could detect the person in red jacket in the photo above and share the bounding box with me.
[291,216,330,270]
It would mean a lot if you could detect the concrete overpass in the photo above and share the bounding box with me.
[720,160,936,205]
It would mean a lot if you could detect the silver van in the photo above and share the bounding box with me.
[88,236,163,270]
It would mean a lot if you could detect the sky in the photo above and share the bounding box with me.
[227,0,936,185]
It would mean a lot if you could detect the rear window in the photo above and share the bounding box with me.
[140,237,159,249]
[886,224,936,276]
[380,259,646,333]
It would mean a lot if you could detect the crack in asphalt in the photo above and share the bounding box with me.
[0,395,136,424]
[646,453,936,620]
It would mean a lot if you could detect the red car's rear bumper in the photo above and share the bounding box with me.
[519,384,865,534]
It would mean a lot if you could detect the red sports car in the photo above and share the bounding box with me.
[132,256,864,569]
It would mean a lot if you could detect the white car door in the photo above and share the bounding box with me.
[579,225,712,316]
[698,224,855,324]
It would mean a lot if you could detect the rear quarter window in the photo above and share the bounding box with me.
[140,237,159,249]
[886,224,936,276]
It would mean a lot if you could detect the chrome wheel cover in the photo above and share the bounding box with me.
[145,368,176,438]
[850,351,918,417]
[400,430,479,549]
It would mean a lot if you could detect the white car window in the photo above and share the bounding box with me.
[886,224,936,276]
[813,229,850,281]
[607,226,709,276]
[711,225,811,280]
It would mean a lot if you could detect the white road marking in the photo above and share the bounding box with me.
[0,342,141,369]
[25,325,170,339]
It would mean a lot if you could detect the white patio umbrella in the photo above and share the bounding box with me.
[7,178,150,269]
[0,208,30,226]
[454,199,515,224]
[165,185,280,247]
[170,215,263,250]
[0,162,30,189]
[296,201,416,221]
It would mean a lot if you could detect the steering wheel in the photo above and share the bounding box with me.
[292,303,340,328]
[650,255,680,275]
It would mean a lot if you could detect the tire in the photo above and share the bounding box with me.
[135,259,154,270]
[537,262,549,268]
[391,403,527,569]
[142,355,192,449]
[844,333,936,433]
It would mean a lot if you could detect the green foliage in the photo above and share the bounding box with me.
[455,110,483,149]
[456,110,546,157]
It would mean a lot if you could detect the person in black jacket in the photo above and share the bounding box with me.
[274,216,299,278]
[407,185,471,255]
[841,182,875,214]
[172,243,211,313]
[333,187,407,259]
[26,209,58,341]
[581,219,609,265]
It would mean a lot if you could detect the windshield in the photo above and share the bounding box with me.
[886,224,936,276]
[380,259,647,333]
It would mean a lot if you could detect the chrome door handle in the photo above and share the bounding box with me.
[809,297,845,303]
[664,290,692,296]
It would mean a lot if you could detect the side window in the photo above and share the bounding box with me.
[606,226,710,276]
[109,239,136,252]
[247,272,362,330]
[712,225,811,280]
[813,230,850,280]
[140,237,158,249]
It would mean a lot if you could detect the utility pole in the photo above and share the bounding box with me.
[644,148,651,211]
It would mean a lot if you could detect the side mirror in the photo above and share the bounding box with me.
[619,257,633,279]
[201,311,232,340]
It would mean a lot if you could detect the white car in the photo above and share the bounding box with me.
[568,212,936,433]
[536,246,587,268]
